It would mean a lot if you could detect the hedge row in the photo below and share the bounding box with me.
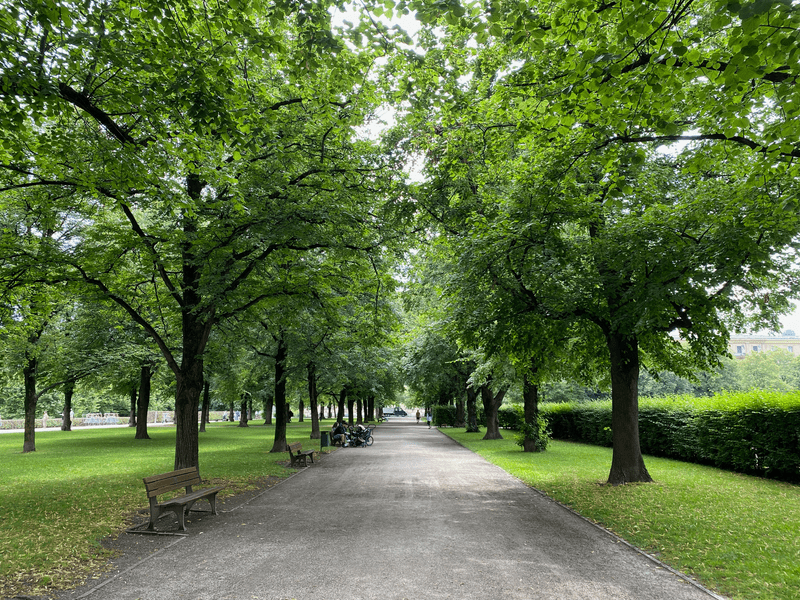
[432,405,528,429]
[540,391,800,481]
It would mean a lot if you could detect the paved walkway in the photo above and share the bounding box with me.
[56,419,723,600]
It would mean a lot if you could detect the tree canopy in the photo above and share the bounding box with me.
[2,0,799,483]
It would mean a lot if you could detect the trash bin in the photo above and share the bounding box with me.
[320,431,329,448]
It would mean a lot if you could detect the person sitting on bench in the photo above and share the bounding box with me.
[332,420,348,447]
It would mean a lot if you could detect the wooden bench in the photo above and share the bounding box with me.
[287,442,315,468]
[143,467,225,531]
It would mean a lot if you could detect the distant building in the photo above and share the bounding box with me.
[728,333,800,358]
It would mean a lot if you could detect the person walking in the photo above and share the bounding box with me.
[42,411,48,428]
[426,412,432,429]
[415,410,420,424]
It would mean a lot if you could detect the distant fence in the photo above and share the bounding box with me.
[0,411,233,430]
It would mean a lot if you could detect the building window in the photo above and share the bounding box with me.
[789,347,794,353]
[753,345,760,352]
[736,346,744,354]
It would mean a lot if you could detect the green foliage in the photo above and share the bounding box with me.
[432,403,485,427]
[511,405,551,452]
[543,391,800,481]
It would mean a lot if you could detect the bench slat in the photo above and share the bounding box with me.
[158,486,225,508]
[143,467,197,484]
[144,471,203,498]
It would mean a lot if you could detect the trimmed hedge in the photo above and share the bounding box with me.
[432,405,485,427]
[541,391,800,482]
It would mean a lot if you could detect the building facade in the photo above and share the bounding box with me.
[728,334,800,358]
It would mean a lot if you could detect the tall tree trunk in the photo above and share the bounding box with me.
[269,330,289,452]
[170,176,212,470]
[465,385,479,433]
[263,392,273,425]
[455,391,465,428]
[298,398,304,422]
[367,395,375,421]
[336,388,346,423]
[308,362,320,440]
[135,364,152,440]
[480,383,507,440]
[128,386,137,427]
[347,393,355,427]
[522,366,541,453]
[356,397,363,424]
[62,380,75,431]
[200,380,210,433]
[239,393,249,427]
[606,332,652,484]
[22,352,37,453]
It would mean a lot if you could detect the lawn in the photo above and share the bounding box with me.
[442,430,800,600]
[0,421,327,598]
[3,422,799,600]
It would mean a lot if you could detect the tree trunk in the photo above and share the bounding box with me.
[135,364,152,440]
[455,392,465,428]
[62,380,75,431]
[522,367,541,453]
[200,380,210,433]
[336,389,346,423]
[480,383,506,440]
[367,395,375,421]
[347,393,355,427]
[606,332,652,485]
[308,362,320,440]
[239,393,249,427]
[128,386,137,427]
[465,385,479,433]
[269,331,289,452]
[263,392,273,425]
[23,352,37,453]
[298,397,304,422]
[356,397,363,424]
[173,332,205,469]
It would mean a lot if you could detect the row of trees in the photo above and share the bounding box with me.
[3,0,799,485]
[394,0,800,484]
[0,0,408,467]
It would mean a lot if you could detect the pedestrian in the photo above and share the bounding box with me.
[42,411,48,428]
[427,412,432,429]
[416,410,420,424]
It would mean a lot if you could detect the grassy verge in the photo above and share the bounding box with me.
[0,421,330,598]
[440,430,800,600]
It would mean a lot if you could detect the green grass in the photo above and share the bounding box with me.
[442,430,800,600]
[0,421,329,597]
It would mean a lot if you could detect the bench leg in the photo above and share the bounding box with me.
[208,492,218,515]
[176,506,187,532]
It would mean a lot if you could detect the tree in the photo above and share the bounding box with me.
[389,0,800,483]
[1,1,403,469]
